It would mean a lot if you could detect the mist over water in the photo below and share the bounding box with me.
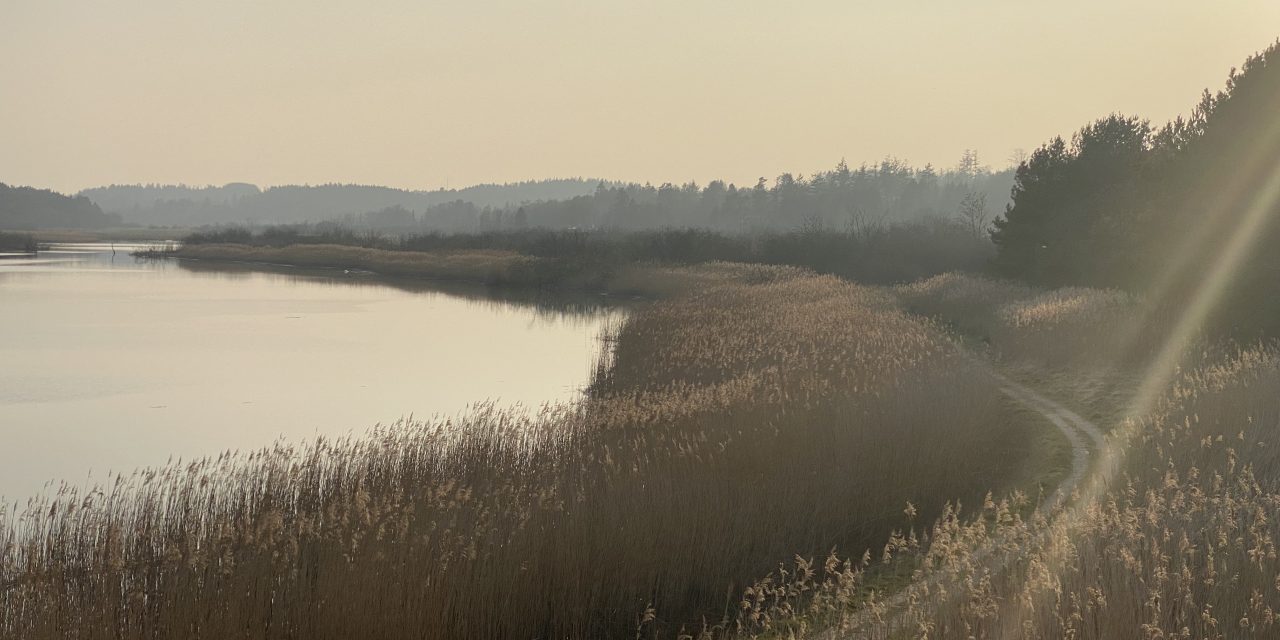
[0,245,620,502]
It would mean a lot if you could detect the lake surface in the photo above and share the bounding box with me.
[0,244,623,502]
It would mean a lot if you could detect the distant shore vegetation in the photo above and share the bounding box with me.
[0,232,37,253]
[155,217,993,291]
[0,183,119,230]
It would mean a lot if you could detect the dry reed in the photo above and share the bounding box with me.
[0,263,1028,639]
[704,278,1280,639]
[897,272,1166,369]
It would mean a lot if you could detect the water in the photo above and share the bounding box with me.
[0,244,623,502]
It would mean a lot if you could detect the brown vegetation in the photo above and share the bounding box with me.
[897,272,1169,370]
[732,345,1280,639]
[168,243,548,287]
[0,264,1034,639]
[693,276,1280,640]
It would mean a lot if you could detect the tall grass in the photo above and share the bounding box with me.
[897,272,1169,369]
[0,264,1030,639]
[780,345,1280,639]
[681,278,1280,639]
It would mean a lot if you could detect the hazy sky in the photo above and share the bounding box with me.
[3,1,1279,194]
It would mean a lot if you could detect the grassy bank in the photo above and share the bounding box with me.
[165,243,562,288]
[0,263,1038,639]
[895,272,1191,379]
[172,221,993,286]
[154,242,820,297]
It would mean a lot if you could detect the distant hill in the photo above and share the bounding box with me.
[0,183,119,229]
[78,179,608,226]
[79,182,262,215]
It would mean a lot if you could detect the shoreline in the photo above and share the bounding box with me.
[104,241,1080,636]
[148,242,609,292]
[142,242,748,300]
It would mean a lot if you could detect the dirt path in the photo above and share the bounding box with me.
[810,368,1105,639]
[991,372,1105,514]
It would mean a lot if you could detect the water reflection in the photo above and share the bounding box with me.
[167,256,629,325]
[0,244,625,502]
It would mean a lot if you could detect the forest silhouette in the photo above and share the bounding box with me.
[993,40,1280,338]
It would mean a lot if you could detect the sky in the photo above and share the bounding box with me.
[3,1,1279,194]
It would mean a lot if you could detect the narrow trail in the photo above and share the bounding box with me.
[812,366,1106,639]
[991,372,1106,514]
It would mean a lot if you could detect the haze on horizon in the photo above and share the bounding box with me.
[3,0,1279,194]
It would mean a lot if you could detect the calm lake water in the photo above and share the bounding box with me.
[0,244,623,502]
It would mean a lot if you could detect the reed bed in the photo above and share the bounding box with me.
[897,273,1162,369]
[762,345,1280,639]
[688,280,1280,639]
[0,264,1029,639]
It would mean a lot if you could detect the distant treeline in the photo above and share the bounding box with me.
[993,40,1280,338]
[0,183,119,230]
[183,219,992,286]
[79,159,1012,233]
[482,158,1011,233]
[78,179,610,227]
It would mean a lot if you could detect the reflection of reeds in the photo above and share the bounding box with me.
[0,263,1029,639]
[129,241,180,257]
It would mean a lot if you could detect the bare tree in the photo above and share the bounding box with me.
[846,206,886,240]
[958,191,989,239]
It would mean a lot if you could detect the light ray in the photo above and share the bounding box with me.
[1103,114,1280,370]
[1129,132,1280,415]
[997,106,1280,635]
